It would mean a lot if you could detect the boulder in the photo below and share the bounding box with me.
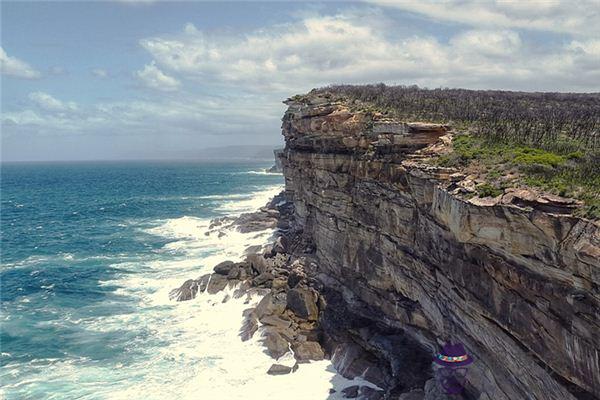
[262,328,290,359]
[227,265,241,280]
[287,288,319,320]
[253,272,275,287]
[267,364,292,375]
[271,277,288,291]
[232,280,252,299]
[206,274,228,294]
[240,309,258,341]
[272,236,288,254]
[259,315,292,330]
[424,378,463,400]
[213,260,236,275]
[342,385,359,398]
[197,274,211,293]
[291,341,325,362]
[358,386,384,400]
[169,279,199,301]
[246,253,269,274]
[287,268,306,289]
[399,390,425,400]
[331,343,386,388]
[256,292,287,319]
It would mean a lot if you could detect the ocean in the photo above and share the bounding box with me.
[0,161,364,400]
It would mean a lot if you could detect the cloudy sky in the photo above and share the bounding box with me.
[1,1,599,161]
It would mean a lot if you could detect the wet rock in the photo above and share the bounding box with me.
[287,288,319,320]
[197,274,211,293]
[169,279,199,302]
[206,274,228,294]
[342,385,359,398]
[424,378,462,400]
[253,272,274,287]
[245,245,262,255]
[291,341,324,361]
[255,292,287,319]
[399,389,425,400]
[272,236,288,254]
[330,342,386,389]
[267,364,292,375]
[227,265,241,280]
[358,386,384,400]
[262,327,290,359]
[234,211,278,233]
[213,260,236,275]
[240,309,258,341]
[259,315,292,330]
[231,280,251,299]
[246,253,269,275]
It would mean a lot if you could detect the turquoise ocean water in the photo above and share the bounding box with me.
[1,161,287,399]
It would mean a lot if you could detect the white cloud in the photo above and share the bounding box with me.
[138,15,600,93]
[0,47,41,79]
[135,62,181,91]
[369,0,600,37]
[450,30,522,57]
[29,92,78,113]
[92,68,108,78]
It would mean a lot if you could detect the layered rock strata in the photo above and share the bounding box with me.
[279,94,600,400]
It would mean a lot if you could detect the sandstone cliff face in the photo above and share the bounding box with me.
[280,94,600,400]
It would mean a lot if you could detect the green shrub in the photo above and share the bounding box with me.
[476,183,504,198]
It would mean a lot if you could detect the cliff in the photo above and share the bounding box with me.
[280,93,600,399]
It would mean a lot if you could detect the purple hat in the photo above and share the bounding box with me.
[434,342,473,367]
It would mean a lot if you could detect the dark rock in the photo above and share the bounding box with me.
[287,288,319,320]
[213,260,236,275]
[358,386,384,400]
[262,328,290,359]
[399,389,425,400]
[262,245,274,257]
[424,378,462,400]
[287,267,306,289]
[169,279,199,301]
[253,272,275,287]
[267,364,292,375]
[240,309,258,341]
[206,274,228,294]
[259,314,292,330]
[342,385,359,398]
[227,265,241,280]
[246,253,269,274]
[271,277,288,291]
[272,236,288,254]
[232,280,252,298]
[245,245,262,255]
[197,274,211,293]
[330,342,386,389]
[291,341,324,362]
[256,292,287,319]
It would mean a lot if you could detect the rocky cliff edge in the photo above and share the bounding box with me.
[280,93,600,400]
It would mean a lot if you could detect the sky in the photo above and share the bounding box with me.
[1,1,599,162]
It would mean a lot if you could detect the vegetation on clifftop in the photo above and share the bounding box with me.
[310,84,600,219]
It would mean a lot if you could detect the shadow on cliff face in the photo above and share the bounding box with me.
[319,286,433,397]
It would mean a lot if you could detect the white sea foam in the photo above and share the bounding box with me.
[3,183,368,399]
[216,184,283,215]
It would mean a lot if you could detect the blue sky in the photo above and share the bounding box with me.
[2,1,599,161]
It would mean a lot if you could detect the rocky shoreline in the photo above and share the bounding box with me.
[170,192,428,399]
